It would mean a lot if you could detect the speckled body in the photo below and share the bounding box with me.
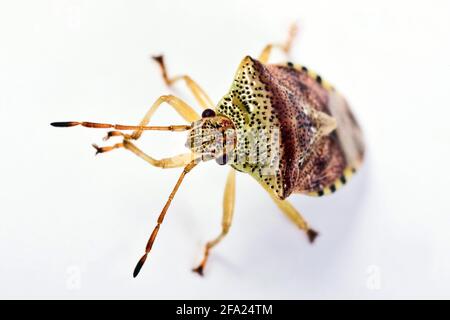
[216,56,364,200]
[50,41,366,277]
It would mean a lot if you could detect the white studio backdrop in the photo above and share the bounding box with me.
[0,0,449,299]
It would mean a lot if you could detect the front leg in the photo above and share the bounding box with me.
[130,94,200,140]
[153,55,214,109]
[122,139,195,169]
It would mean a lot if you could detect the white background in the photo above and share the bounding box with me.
[1,0,449,299]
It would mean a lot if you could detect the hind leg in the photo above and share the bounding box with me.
[268,191,318,243]
[258,23,298,64]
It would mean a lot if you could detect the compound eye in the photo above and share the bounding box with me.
[201,108,216,118]
[215,153,229,165]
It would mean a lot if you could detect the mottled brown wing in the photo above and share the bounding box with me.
[256,61,364,197]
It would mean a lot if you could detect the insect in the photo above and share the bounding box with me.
[51,24,364,277]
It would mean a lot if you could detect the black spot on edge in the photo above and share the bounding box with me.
[316,75,322,84]
[133,255,147,278]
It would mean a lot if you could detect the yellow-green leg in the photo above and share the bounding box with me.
[92,127,196,168]
[268,192,318,243]
[153,55,214,109]
[193,168,236,276]
[258,23,298,64]
[129,94,201,140]
[122,139,195,169]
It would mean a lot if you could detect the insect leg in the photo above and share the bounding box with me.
[92,142,124,155]
[133,159,199,277]
[258,23,298,64]
[122,139,194,169]
[129,95,200,140]
[268,193,318,243]
[152,55,214,109]
[193,168,236,276]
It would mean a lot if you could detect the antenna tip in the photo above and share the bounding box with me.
[51,122,79,127]
[133,255,147,278]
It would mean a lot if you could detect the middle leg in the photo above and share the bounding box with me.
[258,23,298,64]
[193,168,236,275]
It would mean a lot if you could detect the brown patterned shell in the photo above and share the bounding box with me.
[216,56,364,200]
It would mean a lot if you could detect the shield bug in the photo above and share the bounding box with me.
[51,24,364,277]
